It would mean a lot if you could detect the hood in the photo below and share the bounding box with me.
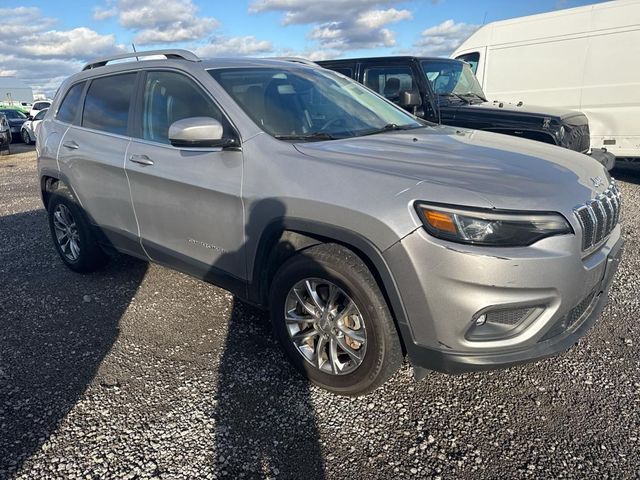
[460,101,587,123]
[294,126,608,214]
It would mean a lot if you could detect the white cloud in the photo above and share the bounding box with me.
[249,0,413,53]
[0,7,123,97]
[19,28,121,59]
[0,69,18,76]
[93,6,118,20]
[414,19,479,56]
[0,7,56,38]
[94,0,219,45]
[356,8,412,29]
[195,36,274,57]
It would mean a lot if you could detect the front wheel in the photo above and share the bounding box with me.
[270,244,403,396]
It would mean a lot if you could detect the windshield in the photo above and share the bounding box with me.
[420,61,486,102]
[209,67,422,140]
[0,109,27,119]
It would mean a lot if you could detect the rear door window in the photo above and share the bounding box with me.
[363,66,416,104]
[82,73,136,136]
[56,82,85,124]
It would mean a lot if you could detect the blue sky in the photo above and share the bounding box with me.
[1,0,603,95]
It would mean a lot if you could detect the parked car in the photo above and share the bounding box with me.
[318,56,615,169]
[21,108,48,144]
[0,108,27,141]
[0,113,10,154]
[452,0,640,168]
[29,100,51,119]
[38,49,623,395]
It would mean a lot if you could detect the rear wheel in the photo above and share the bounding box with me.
[47,193,109,273]
[270,244,403,396]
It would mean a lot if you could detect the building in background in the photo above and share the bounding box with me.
[0,77,34,105]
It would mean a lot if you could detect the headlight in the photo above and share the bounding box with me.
[415,203,573,246]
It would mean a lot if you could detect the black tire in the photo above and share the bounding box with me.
[270,243,403,396]
[21,129,32,145]
[47,192,109,273]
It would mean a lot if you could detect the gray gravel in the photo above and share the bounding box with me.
[1,145,639,479]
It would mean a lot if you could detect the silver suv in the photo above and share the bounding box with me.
[37,50,624,395]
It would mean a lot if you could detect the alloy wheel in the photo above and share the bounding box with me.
[52,203,81,261]
[284,278,367,375]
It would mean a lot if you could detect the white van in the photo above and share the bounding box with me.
[452,0,640,165]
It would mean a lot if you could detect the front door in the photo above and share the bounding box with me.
[125,70,245,287]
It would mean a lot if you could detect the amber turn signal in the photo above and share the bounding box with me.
[422,209,457,234]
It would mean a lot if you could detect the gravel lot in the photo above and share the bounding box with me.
[1,145,639,480]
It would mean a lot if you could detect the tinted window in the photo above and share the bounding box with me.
[141,71,223,144]
[363,66,416,104]
[456,52,480,74]
[33,102,51,111]
[57,82,85,124]
[34,109,48,120]
[83,73,135,135]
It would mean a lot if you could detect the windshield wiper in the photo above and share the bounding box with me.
[357,123,422,137]
[438,93,471,104]
[274,132,336,141]
[460,92,487,102]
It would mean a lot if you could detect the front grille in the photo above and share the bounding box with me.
[564,124,590,153]
[540,289,599,341]
[574,181,622,251]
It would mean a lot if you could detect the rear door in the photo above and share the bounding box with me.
[57,72,142,256]
[359,60,437,121]
[125,69,245,287]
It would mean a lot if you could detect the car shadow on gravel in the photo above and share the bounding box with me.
[0,209,148,477]
[211,199,326,479]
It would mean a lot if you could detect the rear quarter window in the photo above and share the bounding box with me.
[56,82,85,124]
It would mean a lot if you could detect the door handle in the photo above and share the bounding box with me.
[129,154,154,166]
[62,140,79,150]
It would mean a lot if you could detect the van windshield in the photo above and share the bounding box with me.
[420,61,486,104]
[209,67,424,141]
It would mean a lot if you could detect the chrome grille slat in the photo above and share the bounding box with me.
[574,181,621,252]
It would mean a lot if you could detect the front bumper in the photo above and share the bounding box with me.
[384,225,624,376]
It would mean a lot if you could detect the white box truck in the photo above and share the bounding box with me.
[452,0,640,166]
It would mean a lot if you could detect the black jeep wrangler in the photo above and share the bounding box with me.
[318,56,614,169]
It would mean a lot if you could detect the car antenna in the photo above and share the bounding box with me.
[132,43,139,61]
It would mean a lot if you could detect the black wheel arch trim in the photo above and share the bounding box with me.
[250,217,414,355]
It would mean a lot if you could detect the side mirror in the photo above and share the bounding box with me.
[168,117,235,148]
[27,115,34,121]
[399,91,422,108]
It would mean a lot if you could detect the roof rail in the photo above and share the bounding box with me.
[269,57,318,67]
[82,49,201,71]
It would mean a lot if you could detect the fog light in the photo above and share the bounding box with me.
[475,314,486,326]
